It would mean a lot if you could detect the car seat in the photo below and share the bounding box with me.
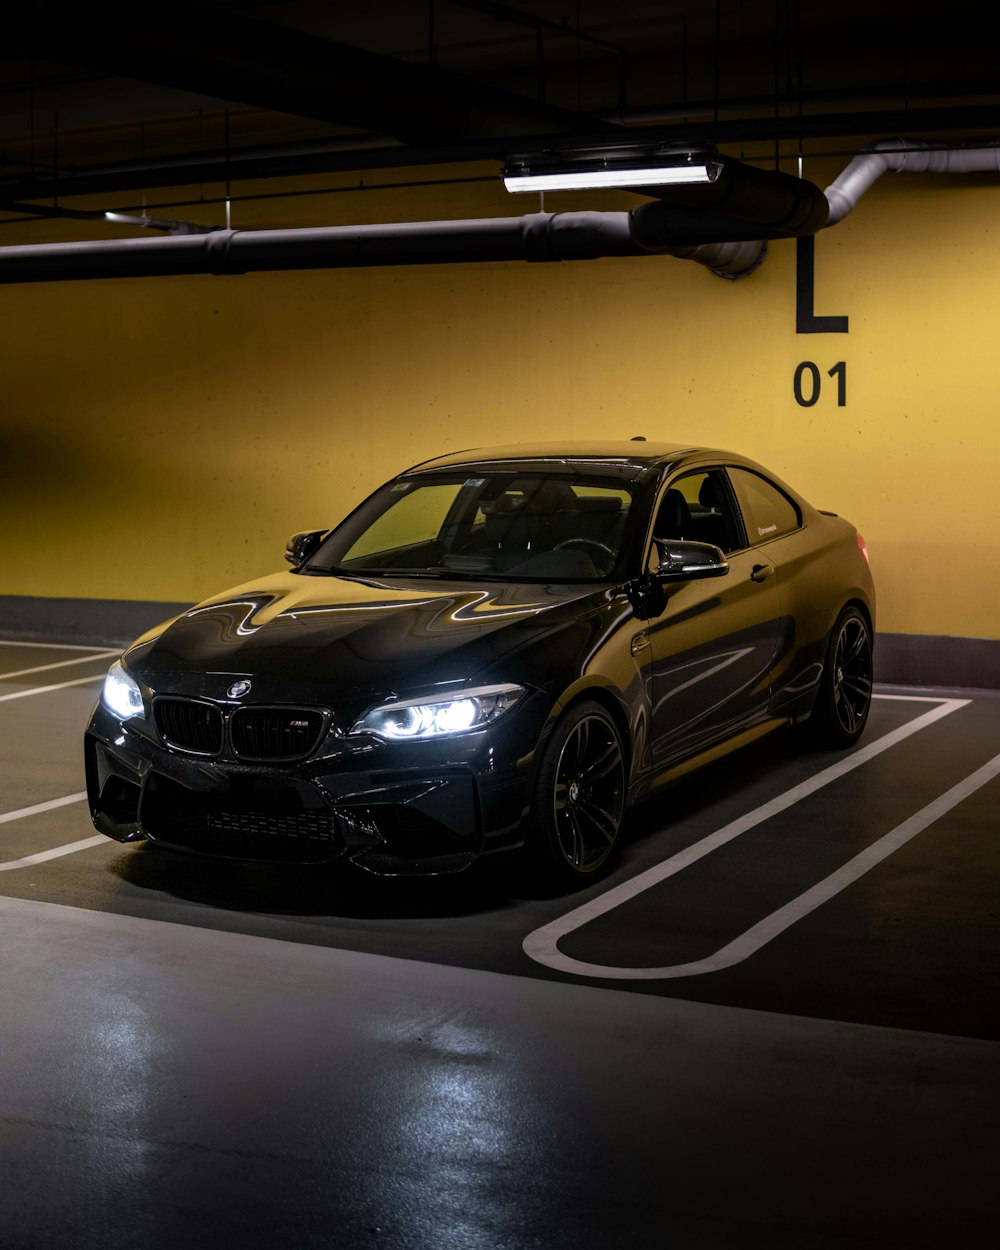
[654,488,691,540]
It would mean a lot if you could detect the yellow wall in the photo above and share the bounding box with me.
[1,156,998,638]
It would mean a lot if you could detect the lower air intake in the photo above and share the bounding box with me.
[141,774,343,864]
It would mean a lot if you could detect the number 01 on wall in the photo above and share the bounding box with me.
[794,361,847,407]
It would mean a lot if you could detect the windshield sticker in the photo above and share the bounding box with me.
[758,523,778,536]
[464,477,486,487]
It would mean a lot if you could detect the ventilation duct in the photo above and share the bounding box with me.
[627,158,830,278]
[659,240,769,280]
[642,155,830,236]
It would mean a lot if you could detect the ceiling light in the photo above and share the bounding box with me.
[502,151,723,194]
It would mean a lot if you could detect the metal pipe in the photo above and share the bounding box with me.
[601,80,1000,128]
[0,213,647,285]
[0,208,787,284]
[824,139,1000,225]
[0,152,834,284]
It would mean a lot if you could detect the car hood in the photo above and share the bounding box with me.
[126,569,608,712]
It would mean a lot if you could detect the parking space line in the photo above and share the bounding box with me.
[0,640,111,651]
[0,673,105,703]
[1,793,109,873]
[1,650,118,681]
[0,795,110,875]
[0,836,106,872]
[0,792,88,826]
[523,695,971,980]
[0,794,103,873]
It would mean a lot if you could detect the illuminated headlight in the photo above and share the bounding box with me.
[351,684,525,741]
[102,661,145,721]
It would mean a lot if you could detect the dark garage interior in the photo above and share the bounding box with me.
[1,4,999,1247]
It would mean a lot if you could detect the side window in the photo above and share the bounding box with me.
[652,469,743,554]
[729,469,801,543]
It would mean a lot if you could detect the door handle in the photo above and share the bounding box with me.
[750,563,773,583]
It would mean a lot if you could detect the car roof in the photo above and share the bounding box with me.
[404,441,738,476]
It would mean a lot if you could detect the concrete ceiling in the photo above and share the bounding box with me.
[1,1,997,225]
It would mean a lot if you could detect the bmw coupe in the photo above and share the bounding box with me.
[85,441,875,886]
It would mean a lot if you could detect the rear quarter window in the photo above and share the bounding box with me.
[729,468,801,543]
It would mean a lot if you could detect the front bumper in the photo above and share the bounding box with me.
[84,697,543,875]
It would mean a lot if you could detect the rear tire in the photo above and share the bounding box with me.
[524,700,626,889]
[809,606,873,748]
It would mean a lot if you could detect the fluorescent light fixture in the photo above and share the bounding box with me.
[502,151,723,194]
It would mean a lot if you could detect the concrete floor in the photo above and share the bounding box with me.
[1,641,998,1248]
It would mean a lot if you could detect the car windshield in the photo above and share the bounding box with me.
[307,471,636,581]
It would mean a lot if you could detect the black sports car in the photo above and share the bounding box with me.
[85,441,875,886]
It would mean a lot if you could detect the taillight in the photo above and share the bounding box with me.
[856,532,870,564]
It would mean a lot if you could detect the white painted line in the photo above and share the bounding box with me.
[1,650,118,681]
[0,794,109,873]
[0,673,105,703]
[0,836,107,872]
[529,750,1000,980]
[0,792,88,826]
[871,692,967,702]
[0,640,113,651]
[523,695,971,979]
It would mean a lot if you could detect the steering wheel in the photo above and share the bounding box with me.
[554,537,616,562]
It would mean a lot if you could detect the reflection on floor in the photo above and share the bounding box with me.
[2,643,999,1247]
[2,894,997,1250]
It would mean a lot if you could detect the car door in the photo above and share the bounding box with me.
[643,467,781,768]
[726,464,810,707]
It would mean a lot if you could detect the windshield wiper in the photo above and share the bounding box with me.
[358,568,483,580]
[303,564,371,580]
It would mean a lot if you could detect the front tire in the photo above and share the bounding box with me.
[525,700,626,888]
[810,606,873,748]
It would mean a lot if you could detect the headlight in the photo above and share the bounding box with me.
[102,661,145,720]
[351,683,525,741]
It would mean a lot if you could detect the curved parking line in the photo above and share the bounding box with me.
[523,696,971,980]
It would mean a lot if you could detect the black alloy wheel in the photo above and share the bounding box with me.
[812,606,874,748]
[529,700,626,886]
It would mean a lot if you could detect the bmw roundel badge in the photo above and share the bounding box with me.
[227,679,252,699]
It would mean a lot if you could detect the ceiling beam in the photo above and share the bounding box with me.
[3,102,1000,210]
[7,6,613,147]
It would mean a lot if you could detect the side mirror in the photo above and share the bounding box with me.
[285,529,327,567]
[653,538,729,582]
